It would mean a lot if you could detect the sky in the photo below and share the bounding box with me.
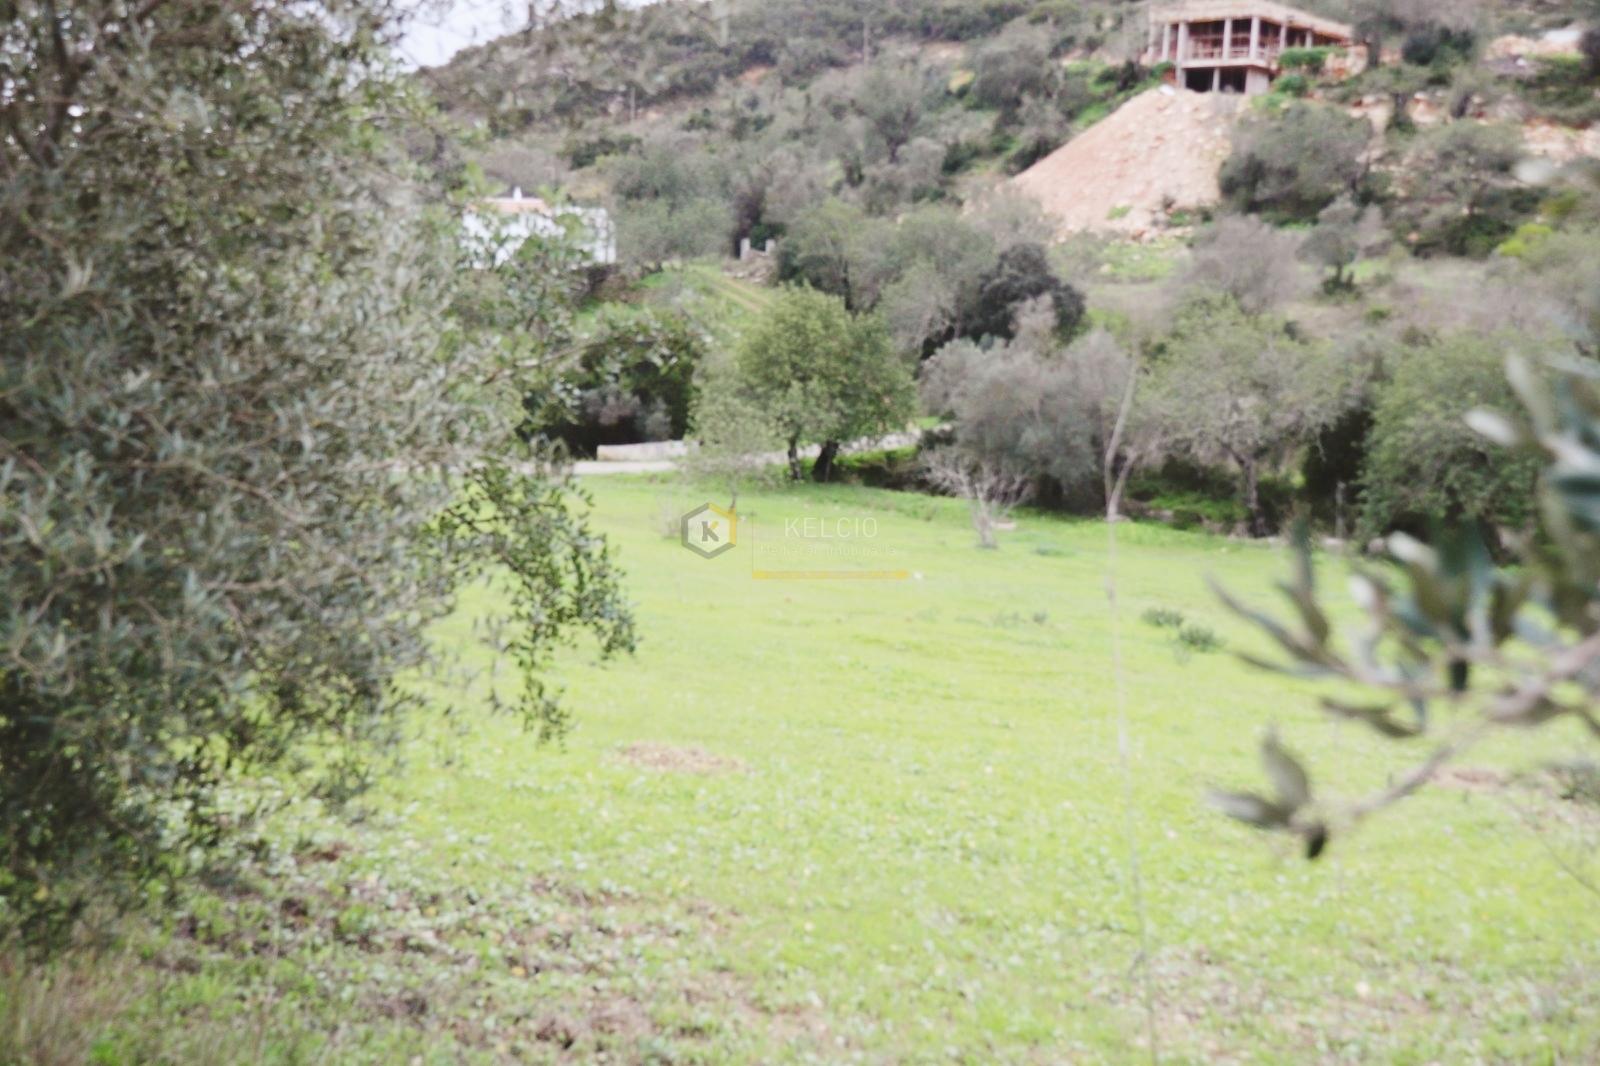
[396,0,527,69]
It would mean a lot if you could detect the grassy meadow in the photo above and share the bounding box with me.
[14,475,1600,1064]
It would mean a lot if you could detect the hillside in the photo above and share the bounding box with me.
[419,0,1600,273]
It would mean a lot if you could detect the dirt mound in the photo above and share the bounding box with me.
[1009,87,1242,237]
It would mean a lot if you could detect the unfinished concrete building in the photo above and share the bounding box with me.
[1144,1,1354,95]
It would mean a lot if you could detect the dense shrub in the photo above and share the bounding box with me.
[1400,25,1475,69]
[1278,46,1331,73]
[563,132,642,169]
[1359,334,1549,536]
[1127,461,1293,532]
[1273,73,1311,97]
[1523,55,1600,125]
[967,244,1086,341]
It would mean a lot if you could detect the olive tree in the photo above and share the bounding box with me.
[877,205,999,354]
[1,0,633,940]
[1394,122,1530,257]
[920,449,1033,549]
[852,61,935,164]
[1143,297,1354,535]
[1219,102,1372,223]
[1183,215,1309,313]
[736,286,915,481]
[921,326,1140,512]
[776,198,893,309]
[1301,195,1389,291]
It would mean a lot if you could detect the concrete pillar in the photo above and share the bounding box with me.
[1176,21,1189,72]
[1249,16,1261,58]
[1223,18,1233,58]
[1161,22,1171,62]
[1212,67,1221,91]
[1279,21,1289,52]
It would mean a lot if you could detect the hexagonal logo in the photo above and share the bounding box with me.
[680,502,737,559]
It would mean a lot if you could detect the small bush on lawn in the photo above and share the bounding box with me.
[1142,607,1187,630]
[1177,623,1223,654]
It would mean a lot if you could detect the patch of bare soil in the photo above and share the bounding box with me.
[616,742,748,774]
[145,837,824,1062]
[1009,87,1242,238]
[1486,27,1584,63]
[1437,766,1509,793]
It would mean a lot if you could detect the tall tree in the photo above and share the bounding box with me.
[1143,297,1354,536]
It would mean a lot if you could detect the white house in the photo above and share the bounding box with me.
[462,187,617,267]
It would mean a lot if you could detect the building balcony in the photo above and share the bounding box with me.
[1146,47,1283,69]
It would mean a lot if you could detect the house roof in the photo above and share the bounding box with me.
[481,187,552,215]
[1150,1,1353,41]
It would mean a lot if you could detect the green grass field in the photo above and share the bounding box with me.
[16,477,1600,1064]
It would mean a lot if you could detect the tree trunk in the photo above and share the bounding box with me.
[1389,90,1411,129]
[1241,458,1267,538]
[787,435,803,481]
[812,440,840,482]
[1361,29,1383,69]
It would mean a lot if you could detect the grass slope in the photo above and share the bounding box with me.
[14,478,1600,1063]
[639,262,775,350]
